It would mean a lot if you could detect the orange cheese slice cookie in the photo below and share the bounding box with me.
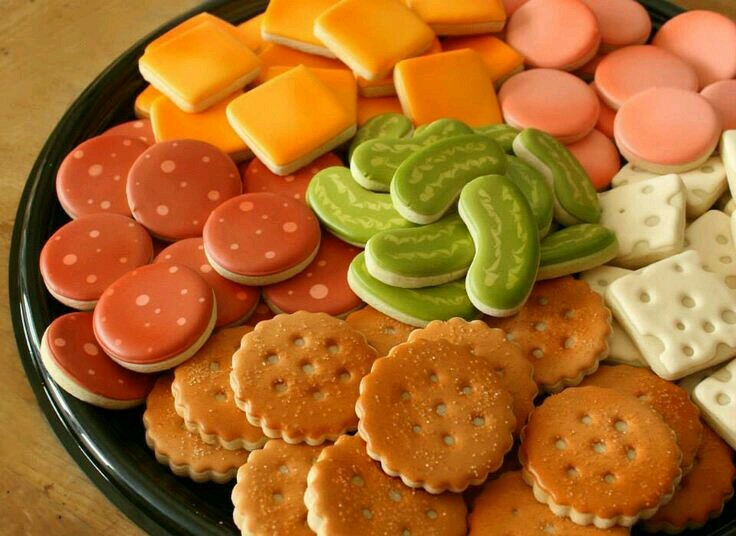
[172,325,267,451]
[305,434,468,535]
[356,338,516,493]
[145,12,253,53]
[134,85,162,119]
[231,312,378,445]
[486,277,611,392]
[262,0,339,58]
[357,96,404,126]
[345,306,415,357]
[408,318,537,435]
[143,375,249,483]
[407,0,507,36]
[236,13,265,52]
[394,49,502,126]
[263,66,357,118]
[227,65,356,176]
[443,34,524,86]
[139,19,261,113]
[256,43,348,85]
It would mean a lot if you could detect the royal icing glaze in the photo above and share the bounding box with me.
[101,119,155,145]
[505,155,554,236]
[261,0,338,58]
[538,224,618,280]
[134,85,163,119]
[236,13,265,52]
[405,0,506,35]
[442,35,524,86]
[348,112,413,159]
[145,12,254,53]
[356,96,404,126]
[693,359,736,450]
[255,43,348,83]
[701,80,736,131]
[565,129,620,191]
[579,0,651,52]
[475,123,520,154]
[591,83,616,139]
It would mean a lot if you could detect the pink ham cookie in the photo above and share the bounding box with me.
[506,0,600,71]
[263,233,361,317]
[614,87,721,174]
[41,312,156,409]
[566,129,620,190]
[701,80,736,131]
[40,213,153,310]
[126,139,241,242]
[242,152,342,203]
[499,68,599,143]
[154,238,260,329]
[203,193,321,286]
[579,0,651,52]
[590,82,616,139]
[653,10,736,88]
[101,119,155,145]
[594,45,698,110]
[93,263,216,373]
[56,135,148,219]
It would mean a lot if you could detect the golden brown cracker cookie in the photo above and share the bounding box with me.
[520,385,682,528]
[172,325,267,451]
[409,318,537,435]
[486,277,611,392]
[345,305,415,357]
[143,375,248,483]
[231,312,377,445]
[356,338,516,493]
[305,434,467,535]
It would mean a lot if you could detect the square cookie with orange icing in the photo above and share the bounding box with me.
[406,0,507,35]
[261,0,339,58]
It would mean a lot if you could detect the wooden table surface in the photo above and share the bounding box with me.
[0,1,733,534]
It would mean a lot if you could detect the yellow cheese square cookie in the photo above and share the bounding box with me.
[140,20,261,113]
[394,48,501,126]
[314,0,436,81]
[150,92,252,162]
[134,85,163,119]
[146,12,252,53]
[264,66,357,119]
[357,96,405,126]
[256,43,348,83]
[227,65,356,175]
[443,35,524,85]
[406,0,507,35]
[237,13,265,52]
[262,0,339,57]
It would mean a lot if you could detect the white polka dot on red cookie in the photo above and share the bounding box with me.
[83,343,99,356]
[54,338,67,347]
[160,160,176,173]
[283,222,298,233]
[309,284,329,299]
[88,164,103,176]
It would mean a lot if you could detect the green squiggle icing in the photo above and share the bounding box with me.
[348,113,413,159]
[538,223,618,280]
[505,155,554,236]
[475,124,520,154]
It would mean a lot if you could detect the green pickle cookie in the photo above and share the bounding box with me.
[364,213,473,288]
[513,128,601,226]
[306,166,413,247]
[349,118,474,192]
[505,155,554,237]
[347,252,479,327]
[391,134,507,224]
[538,224,618,280]
[347,113,413,159]
[475,123,520,154]
[459,174,540,317]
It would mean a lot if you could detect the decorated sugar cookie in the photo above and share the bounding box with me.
[262,66,357,118]
[443,35,525,86]
[504,155,554,236]
[345,306,415,357]
[592,83,616,139]
[145,12,255,53]
[406,0,506,35]
[236,13,265,52]
[134,85,162,119]
[693,359,736,450]
[40,312,155,409]
[357,95,404,126]
[458,175,539,317]
[685,210,736,290]
[475,123,520,154]
[248,300,276,326]
[566,129,620,191]
[580,0,651,52]
[261,0,338,58]
[256,43,347,83]
[701,80,736,131]
[538,224,618,280]
[347,113,413,159]
[101,119,155,145]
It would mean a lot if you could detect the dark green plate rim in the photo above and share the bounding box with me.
[8,0,735,534]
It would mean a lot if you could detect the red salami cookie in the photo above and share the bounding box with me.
[40,312,155,409]
[249,300,276,325]
[203,193,321,285]
[126,139,241,241]
[264,233,361,317]
[101,119,155,145]
[40,213,153,310]
[242,152,342,202]
[93,263,216,373]
[155,238,259,329]
[56,135,148,219]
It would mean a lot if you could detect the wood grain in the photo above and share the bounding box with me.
[0,1,732,534]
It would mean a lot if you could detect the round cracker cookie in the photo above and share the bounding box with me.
[143,375,248,483]
[102,119,155,145]
[356,338,516,493]
[231,312,378,445]
[56,135,148,219]
[580,364,703,472]
[305,434,468,535]
[469,471,630,535]
[645,425,736,533]
[486,277,611,393]
[232,440,324,535]
[155,238,259,329]
[203,193,321,286]
[521,385,683,528]
[40,312,155,409]
[126,139,241,241]
[345,306,415,357]
[263,233,361,317]
[408,318,537,435]
[93,263,216,373]
[172,325,267,451]
[40,213,153,310]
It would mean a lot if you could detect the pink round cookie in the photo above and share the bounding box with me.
[614,87,721,174]
[579,0,651,52]
[653,10,736,88]
[56,135,148,219]
[506,0,601,71]
[591,82,616,139]
[40,213,153,310]
[102,119,155,145]
[203,193,321,286]
[93,263,216,373]
[499,69,600,143]
[154,238,260,329]
[41,312,156,409]
[701,79,736,131]
[594,45,699,110]
[566,129,620,190]
[126,140,241,241]
[263,233,361,317]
